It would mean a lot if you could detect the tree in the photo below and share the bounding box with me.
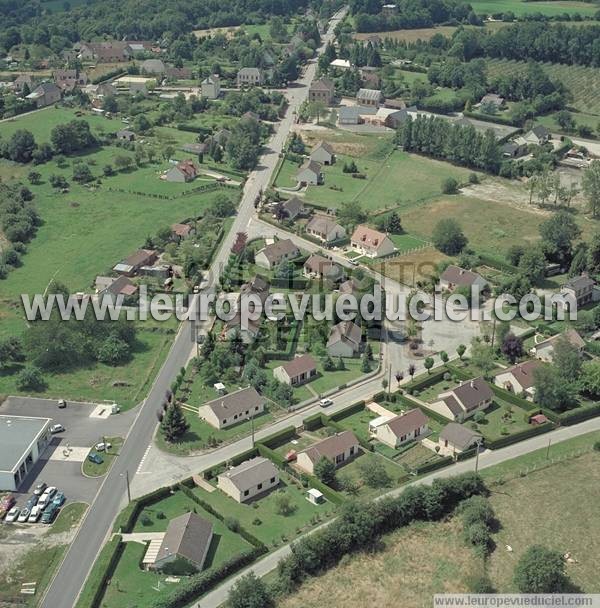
[228,572,274,608]
[386,211,403,234]
[6,130,36,163]
[337,199,366,227]
[456,344,466,360]
[314,456,336,485]
[160,403,190,442]
[552,334,582,381]
[578,360,600,399]
[361,352,371,373]
[470,339,496,376]
[275,493,296,516]
[96,335,131,365]
[440,351,449,363]
[408,363,416,379]
[441,177,459,194]
[556,110,576,132]
[518,245,546,285]
[582,160,600,218]
[15,365,47,391]
[358,457,391,488]
[500,333,523,363]
[539,210,581,265]
[0,336,25,367]
[533,365,575,412]
[514,545,568,593]
[28,171,41,185]
[209,194,236,217]
[424,357,434,374]
[114,155,133,172]
[432,219,468,255]
[72,163,93,183]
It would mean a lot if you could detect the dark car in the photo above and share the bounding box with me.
[25,495,38,510]
[33,482,47,496]
[87,452,103,465]
[41,503,59,524]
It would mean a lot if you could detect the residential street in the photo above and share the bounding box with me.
[196,415,600,608]
[39,9,348,608]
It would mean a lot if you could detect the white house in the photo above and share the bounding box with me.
[296,159,323,186]
[217,457,279,503]
[530,329,585,363]
[296,431,359,475]
[438,265,488,294]
[374,408,428,449]
[494,360,542,400]
[198,386,265,430]
[327,321,362,357]
[201,75,221,99]
[237,67,264,87]
[310,141,335,165]
[273,354,318,386]
[350,225,395,258]
[255,239,300,270]
[429,377,494,422]
[305,215,346,243]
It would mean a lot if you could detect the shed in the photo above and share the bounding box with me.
[307,488,324,505]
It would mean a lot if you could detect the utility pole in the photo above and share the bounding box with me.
[490,317,497,349]
[388,363,392,400]
[546,437,551,460]
[123,470,131,503]
[475,438,482,473]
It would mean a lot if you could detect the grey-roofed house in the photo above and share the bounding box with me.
[0,415,51,491]
[479,93,504,110]
[296,431,359,475]
[13,74,34,94]
[296,159,323,186]
[430,377,494,422]
[217,457,280,503]
[181,142,210,157]
[560,274,598,308]
[237,67,264,87]
[310,141,335,165]
[338,105,377,125]
[356,88,383,107]
[438,423,481,455]
[153,513,213,573]
[303,253,342,281]
[523,125,551,146]
[438,265,488,293]
[116,129,135,141]
[279,196,304,220]
[327,320,362,357]
[374,408,429,449]
[305,215,346,243]
[198,386,265,430]
[113,249,157,276]
[309,78,335,106]
[26,82,61,108]
[255,238,300,270]
[530,329,585,363]
[201,74,221,99]
[274,354,317,386]
[96,275,138,301]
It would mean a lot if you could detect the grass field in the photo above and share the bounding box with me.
[374,246,451,286]
[470,0,599,16]
[277,432,600,608]
[82,437,123,477]
[485,58,600,115]
[193,473,334,548]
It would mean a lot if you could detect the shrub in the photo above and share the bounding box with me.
[593,441,600,452]
[140,514,153,526]
[15,365,47,391]
[468,172,479,184]
[441,177,459,194]
[225,517,240,532]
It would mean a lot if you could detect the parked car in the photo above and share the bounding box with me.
[88,452,103,465]
[52,492,66,507]
[28,505,43,523]
[319,398,333,408]
[33,482,47,496]
[4,507,20,522]
[41,503,59,524]
[50,423,65,434]
[17,508,30,523]
[25,495,38,510]
[38,487,57,509]
[57,399,67,408]
[0,494,16,519]
[95,442,112,452]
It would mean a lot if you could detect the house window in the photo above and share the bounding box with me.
[234,414,238,420]
[401,435,406,442]
[349,446,355,455]
[223,418,227,424]
[257,483,263,490]
[244,489,249,496]
[255,406,259,411]
[270,477,276,484]
[336,454,344,464]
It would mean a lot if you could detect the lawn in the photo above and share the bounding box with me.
[470,0,598,17]
[335,450,406,499]
[277,432,600,608]
[470,398,531,442]
[48,502,88,535]
[373,246,451,286]
[0,319,178,409]
[400,194,545,259]
[193,472,335,548]
[82,437,123,477]
[331,407,379,445]
[389,233,429,252]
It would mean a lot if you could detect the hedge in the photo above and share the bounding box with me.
[75,534,123,608]
[113,485,174,533]
[303,412,325,431]
[257,442,288,468]
[555,402,600,426]
[485,422,554,450]
[258,425,296,449]
[204,447,259,480]
[477,253,518,275]
[328,401,366,422]
[414,455,454,475]
[456,447,478,461]
[148,548,264,608]
[405,368,447,393]
[488,383,538,412]
[397,394,451,425]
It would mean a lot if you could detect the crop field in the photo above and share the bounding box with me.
[470,0,599,17]
[485,58,600,115]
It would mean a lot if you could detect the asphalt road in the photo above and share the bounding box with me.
[197,414,600,608]
[39,9,347,608]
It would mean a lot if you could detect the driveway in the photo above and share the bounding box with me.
[1,396,136,505]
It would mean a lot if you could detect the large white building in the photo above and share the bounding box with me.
[0,415,51,491]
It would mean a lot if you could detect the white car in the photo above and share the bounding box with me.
[50,423,65,434]
[4,507,20,522]
[95,442,112,452]
[28,505,42,523]
[38,487,57,509]
[319,398,334,408]
[17,508,30,523]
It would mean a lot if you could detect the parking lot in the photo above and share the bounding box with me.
[0,396,136,506]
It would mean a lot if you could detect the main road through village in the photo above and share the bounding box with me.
[40,8,348,608]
